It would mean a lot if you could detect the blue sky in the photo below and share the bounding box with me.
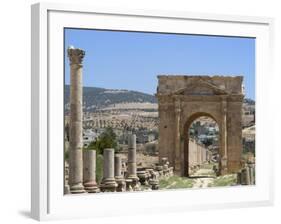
[64,28,255,100]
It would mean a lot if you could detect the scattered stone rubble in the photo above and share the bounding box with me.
[237,161,255,185]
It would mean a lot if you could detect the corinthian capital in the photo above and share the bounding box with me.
[67,47,85,65]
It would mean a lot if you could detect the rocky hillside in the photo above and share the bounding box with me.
[64,85,157,111]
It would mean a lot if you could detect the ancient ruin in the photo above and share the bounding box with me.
[65,47,253,195]
[67,47,85,193]
[156,76,244,176]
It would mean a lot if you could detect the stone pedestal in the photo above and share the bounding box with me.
[125,179,133,192]
[127,134,140,190]
[64,185,70,194]
[161,157,168,165]
[236,172,242,185]
[100,148,118,192]
[137,170,149,186]
[163,164,169,176]
[114,154,126,192]
[83,150,100,193]
[241,165,251,185]
[248,162,255,185]
[67,47,86,194]
[169,167,174,176]
[149,170,159,190]
[155,165,164,177]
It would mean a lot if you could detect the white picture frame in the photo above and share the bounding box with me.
[31,2,274,221]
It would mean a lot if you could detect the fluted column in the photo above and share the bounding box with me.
[67,47,85,193]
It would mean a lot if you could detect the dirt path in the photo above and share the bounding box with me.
[192,168,215,188]
[192,177,213,188]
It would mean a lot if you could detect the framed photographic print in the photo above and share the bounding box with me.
[31,2,274,221]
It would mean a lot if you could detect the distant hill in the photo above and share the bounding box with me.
[64,85,255,112]
[64,85,157,111]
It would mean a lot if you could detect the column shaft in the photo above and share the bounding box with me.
[127,134,140,190]
[127,134,138,179]
[101,148,117,192]
[83,150,99,193]
[67,47,85,194]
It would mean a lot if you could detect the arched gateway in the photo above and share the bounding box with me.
[156,76,244,176]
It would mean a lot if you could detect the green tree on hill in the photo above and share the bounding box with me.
[86,127,119,183]
[87,127,118,154]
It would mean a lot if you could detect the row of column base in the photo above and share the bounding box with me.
[65,178,141,194]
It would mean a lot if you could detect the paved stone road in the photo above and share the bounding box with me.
[192,168,215,188]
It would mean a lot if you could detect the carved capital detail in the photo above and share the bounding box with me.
[67,47,85,65]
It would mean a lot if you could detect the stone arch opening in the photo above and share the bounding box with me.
[183,112,220,177]
[157,75,244,176]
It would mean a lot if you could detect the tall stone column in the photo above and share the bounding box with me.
[114,154,126,192]
[67,47,85,193]
[83,150,99,193]
[100,148,118,192]
[127,134,140,190]
[174,98,182,175]
[220,97,228,175]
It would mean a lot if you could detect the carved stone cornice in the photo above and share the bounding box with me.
[157,93,244,103]
[176,95,223,102]
[67,47,85,65]
[172,79,229,95]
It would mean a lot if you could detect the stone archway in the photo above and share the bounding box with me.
[156,75,244,176]
[183,112,219,177]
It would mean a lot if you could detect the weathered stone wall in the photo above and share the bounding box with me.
[158,97,176,167]
[157,75,243,176]
[226,101,243,172]
[157,75,243,95]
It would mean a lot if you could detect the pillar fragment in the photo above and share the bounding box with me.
[100,148,118,192]
[83,150,99,193]
[127,134,140,190]
[114,154,126,192]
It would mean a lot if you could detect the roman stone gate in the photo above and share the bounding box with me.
[156,76,244,176]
